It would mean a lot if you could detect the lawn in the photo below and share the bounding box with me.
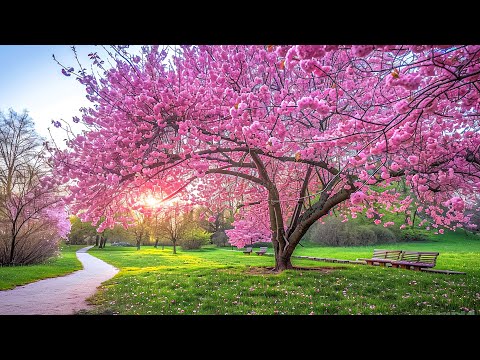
[0,244,84,290]
[86,231,480,315]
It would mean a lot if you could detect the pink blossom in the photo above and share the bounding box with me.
[408,155,419,165]
[350,191,366,205]
[52,45,480,263]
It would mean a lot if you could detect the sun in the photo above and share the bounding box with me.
[144,195,161,208]
[141,194,176,208]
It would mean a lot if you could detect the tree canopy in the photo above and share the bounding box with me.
[54,45,480,270]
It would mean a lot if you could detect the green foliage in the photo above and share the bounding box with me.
[211,230,229,247]
[393,228,429,242]
[371,225,397,243]
[180,229,210,250]
[86,231,480,315]
[249,242,273,248]
[305,216,397,246]
[68,216,97,245]
[104,225,135,245]
[0,244,84,290]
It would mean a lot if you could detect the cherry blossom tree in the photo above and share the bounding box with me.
[54,45,480,270]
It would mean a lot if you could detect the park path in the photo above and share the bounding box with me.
[0,246,118,315]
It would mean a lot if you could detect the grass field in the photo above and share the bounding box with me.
[0,244,84,290]
[86,231,480,315]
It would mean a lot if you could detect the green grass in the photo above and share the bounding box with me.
[0,244,84,290]
[86,231,480,315]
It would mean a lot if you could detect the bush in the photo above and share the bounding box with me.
[0,233,61,265]
[211,230,229,247]
[251,242,273,248]
[111,242,135,247]
[305,216,397,246]
[396,229,429,242]
[180,230,210,250]
[180,238,205,250]
[347,226,377,246]
[371,226,396,244]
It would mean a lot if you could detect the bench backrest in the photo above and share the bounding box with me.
[258,247,268,252]
[245,247,252,252]
[400,251,439,265]
[372,249,402,260]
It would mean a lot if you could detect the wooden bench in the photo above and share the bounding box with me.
[243,247,252,255]
[358,249,403,267]
[391,251,439,271]
[255,247,268,256]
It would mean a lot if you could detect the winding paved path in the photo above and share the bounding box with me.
[0,246,118,315]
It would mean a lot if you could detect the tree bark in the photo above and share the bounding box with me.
[136,233,142,250]
[154,237,159,248]
[95,234,99,247]
[172,239,177,254]
[411,209,418,229]
[275,254,293,271]
[9,229,16,264]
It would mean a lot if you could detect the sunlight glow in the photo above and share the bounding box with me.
[139,194,176,209]
[144,195,162,208]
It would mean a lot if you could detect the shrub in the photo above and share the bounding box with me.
[180,230,210,250]
[370,226,396,244]
[305,216,397,246]
[111,242,135,247]
[347,226,377,246]
[251,242,273,248]
[0,232,61,265]
[396,229,429,242]
[211,230,229,247]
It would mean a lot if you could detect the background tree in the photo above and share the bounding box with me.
[1,109,70,265]
[54,45,480,271]
[131,209,150,250]
[68,215,97,244]
[156,202,187,254]
[179,208,210,250]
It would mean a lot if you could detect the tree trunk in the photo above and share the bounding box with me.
[172,239,177,254]
[411,209,418,229]
[9,231,16,265]
[136,233,142,250]
[95,234,99,247]
[275,254,293,271]
[154,237,159,248]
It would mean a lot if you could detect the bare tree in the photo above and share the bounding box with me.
[156,202,190,254]
[131,210,150,250]
[0,109,66,265]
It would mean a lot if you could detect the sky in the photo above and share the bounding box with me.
[0,45,142,148]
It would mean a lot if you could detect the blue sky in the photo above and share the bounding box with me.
[0,45,137,148]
